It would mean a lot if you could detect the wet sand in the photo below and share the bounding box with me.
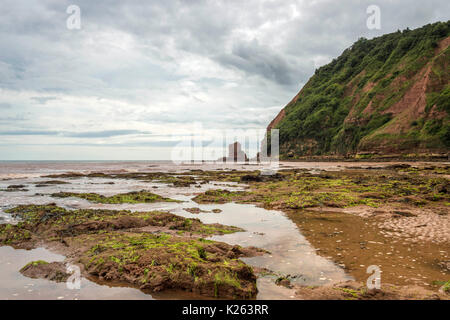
[287,210,449,289]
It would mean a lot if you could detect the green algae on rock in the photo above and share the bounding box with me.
[42,169,263,184]
[20,260,70,282]
[51,190,181,204]
[1,204,243,245]
[35,180,70,187]
[194,189,255,204]
[193,169,450,211]
[78,232,260,298]
[1,184,29,192]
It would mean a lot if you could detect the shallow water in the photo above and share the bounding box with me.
[3,159,444,179]
[0,246,153,300]
[0,161,354,299]
[173,203,351,285]
[0,160,267,180]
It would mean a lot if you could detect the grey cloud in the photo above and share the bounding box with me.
[216,40,302,86]
[30,96,58,104]
[65,130,152,138]
[0,115,29,122]
[0,103,12,109]
[0,140,182,148]
[2,0,448,94]
[0,130,56,136]
[0,129,151,138]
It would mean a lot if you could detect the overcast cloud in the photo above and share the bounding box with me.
[0,0,449,160]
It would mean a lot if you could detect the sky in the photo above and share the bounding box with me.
[0,0,449,160]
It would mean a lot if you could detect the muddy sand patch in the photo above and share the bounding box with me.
[287,209,449,289]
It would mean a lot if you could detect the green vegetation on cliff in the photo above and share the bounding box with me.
[273,21,450,158]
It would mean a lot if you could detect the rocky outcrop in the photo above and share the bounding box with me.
[220,142,249,162]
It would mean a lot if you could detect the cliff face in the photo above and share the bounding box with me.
[269,21,450,158]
